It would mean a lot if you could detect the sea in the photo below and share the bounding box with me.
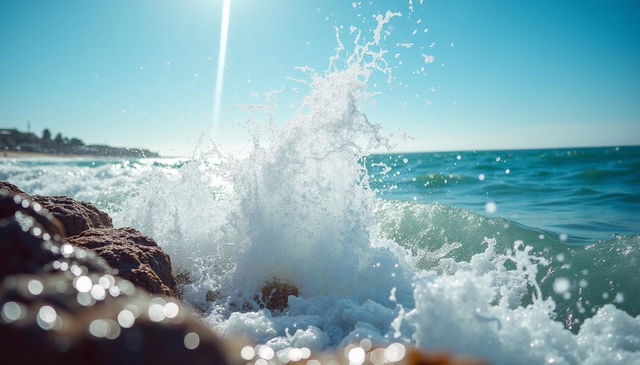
[1,145,638,364]
[2,11,640,365]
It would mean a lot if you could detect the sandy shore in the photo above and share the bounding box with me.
[0,151,92,159]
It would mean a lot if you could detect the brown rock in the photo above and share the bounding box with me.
[0,273,230,365]
[259,278,299,312]
[68,227,178,297]
[0,180,113,237]
[31,195,113,237]
[0,181,27,196]
[405,348,489,365]
[0,192,112,280]
[0,189,230,364]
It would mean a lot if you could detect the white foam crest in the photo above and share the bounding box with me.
[211,10,412,305]
[400,239,640,364]
[0,158,185,211]
[112,11,415,311]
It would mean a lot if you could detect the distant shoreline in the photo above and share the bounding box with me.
[1,151,117,159]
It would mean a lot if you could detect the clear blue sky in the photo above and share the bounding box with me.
[1,0,639,156]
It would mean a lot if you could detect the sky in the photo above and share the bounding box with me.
[1,0,639,156]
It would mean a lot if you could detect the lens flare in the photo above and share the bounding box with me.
[212,0,231,129]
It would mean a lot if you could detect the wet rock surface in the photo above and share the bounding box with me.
[31,195,113,237]
[68,227,178,297]
[0,181,27,196]
[0,193,111,279]
[0,274,230,364]
[0,181,113,237]
[259,278,299,312]
[0,188,230,364]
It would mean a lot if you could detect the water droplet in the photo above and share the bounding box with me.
[485,201,497,214]
[288,348,302,362]
[1,301,23,322]
[300,347,311,359]
[117,310,135,328]
[75,276,92,293]
[37,305,57,330]
[478,174,485,181]
[553,278,571,294]
[184,332,200,350]
[164,302,179,318]
[98,275,115,289]
[27,279,43,295]
[91,285,106,300]
[348,347,365,365]
[89,319,108,337]
[148,304,165,322]
[579,279,588,288]
[360,338,372,351]
[109,286,121,297]
[258,345,274,360]
[385,343,406,362]
[240,345,255,360]
[61,244,74,256]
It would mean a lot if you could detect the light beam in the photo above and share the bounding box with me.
[212,0,231,129]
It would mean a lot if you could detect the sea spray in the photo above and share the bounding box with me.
[115,8,417,311]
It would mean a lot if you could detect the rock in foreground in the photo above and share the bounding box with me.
[0,273,230,365]
[0,189,230,365]
[0,193,111,279]
[31,195,113,236]
[69,227,178,297]
[0,181,113,237]
[0,181,26,196]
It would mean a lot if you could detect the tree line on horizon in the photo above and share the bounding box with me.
[0,127,159,157]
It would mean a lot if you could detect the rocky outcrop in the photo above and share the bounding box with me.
[1,181,176,297]
[0,181,26,196]
[259,279,299,312]
[0,181,113,237]
[68,228,178,297]
[31,195,113,237]
[0,189,230,365]
[0,193,111,279]
[0,274,230,365]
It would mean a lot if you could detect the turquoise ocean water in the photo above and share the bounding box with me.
[369,146,640,244]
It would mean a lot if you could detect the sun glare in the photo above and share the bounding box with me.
[213,0,231,130]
